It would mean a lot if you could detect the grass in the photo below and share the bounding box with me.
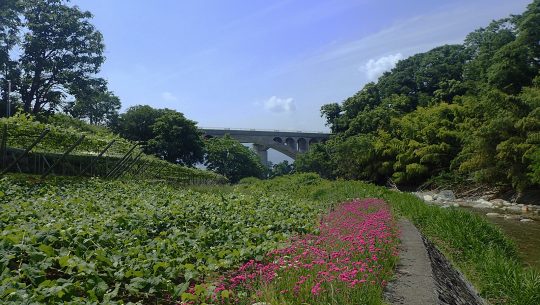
[238,174,540,305]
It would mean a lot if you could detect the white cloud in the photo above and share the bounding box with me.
[161,91,178,102]
[360,53,403,81]
[263,96,296,113]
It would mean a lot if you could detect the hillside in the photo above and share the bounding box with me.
[0,114,225,183]
[298,0,540,192]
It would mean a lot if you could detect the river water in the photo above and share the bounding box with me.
[463,207,540,270]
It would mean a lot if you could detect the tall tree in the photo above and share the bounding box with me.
[2,0,105,114]
[0,0,22,116]
[0,0,20,70]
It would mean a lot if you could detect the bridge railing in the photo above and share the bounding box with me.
[199,127,331,134]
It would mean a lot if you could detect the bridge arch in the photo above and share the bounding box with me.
[285,138,297,151]
[298,138,308,153]
[273,137,283,144]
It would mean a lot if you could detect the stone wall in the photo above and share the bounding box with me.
[422,236,487,305]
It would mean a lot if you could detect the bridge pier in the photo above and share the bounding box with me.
[252,144,269,167]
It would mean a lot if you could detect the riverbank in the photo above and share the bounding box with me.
[414,190,540,269]
[415,190,540,221]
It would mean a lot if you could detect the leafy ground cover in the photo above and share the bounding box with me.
[0,176,324,304]
[181,198,398,305]
[239,174,540,305]
[2,173,538,305]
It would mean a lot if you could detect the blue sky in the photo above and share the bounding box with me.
[72,0,530,132]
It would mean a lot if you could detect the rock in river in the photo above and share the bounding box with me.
[437,190,456,201]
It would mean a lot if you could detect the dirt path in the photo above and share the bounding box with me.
[384,219,438,305]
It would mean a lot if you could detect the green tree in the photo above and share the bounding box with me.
[294,142,336,179]
[456,86,539,191]
[463,17,518,85]
[0,0,22,116]
[66,78,120,125]
[147,111,204,166]
[0,0,20,72]
[204,135,266,183]
[3,0,105,114]
[113,105,163,142]
[320,103,343,133]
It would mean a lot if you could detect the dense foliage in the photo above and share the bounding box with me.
[113,105,205,167]
[269,160,295,178]
[300,1,540,191]
[0,176,324,304]
[204,135,267,183]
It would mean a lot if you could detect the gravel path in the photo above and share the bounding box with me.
[384,219,438,305]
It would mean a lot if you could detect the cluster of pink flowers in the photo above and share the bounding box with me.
[182,198,399,304]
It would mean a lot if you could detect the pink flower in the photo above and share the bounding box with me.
[311,282,322,295]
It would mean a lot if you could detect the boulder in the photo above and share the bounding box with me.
[520,218,534,222]
[490,199,509,207]
[475,198,492,205]
[486,212,500,217]
[473,202,492,209]
[423,195,434,202]
[437,190,456,201]
[452,203,460,208]
[506,206,523,213]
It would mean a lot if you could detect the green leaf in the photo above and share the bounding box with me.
[38,244,55,256]
[181,292,197,301]
[221,289,231,299]
[58,256,70,268]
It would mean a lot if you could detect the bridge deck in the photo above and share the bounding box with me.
[200,128,331,138]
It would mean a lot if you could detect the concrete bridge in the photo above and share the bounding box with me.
[200,128,331,165]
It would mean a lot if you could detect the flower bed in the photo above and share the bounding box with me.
[182,198,399,305]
